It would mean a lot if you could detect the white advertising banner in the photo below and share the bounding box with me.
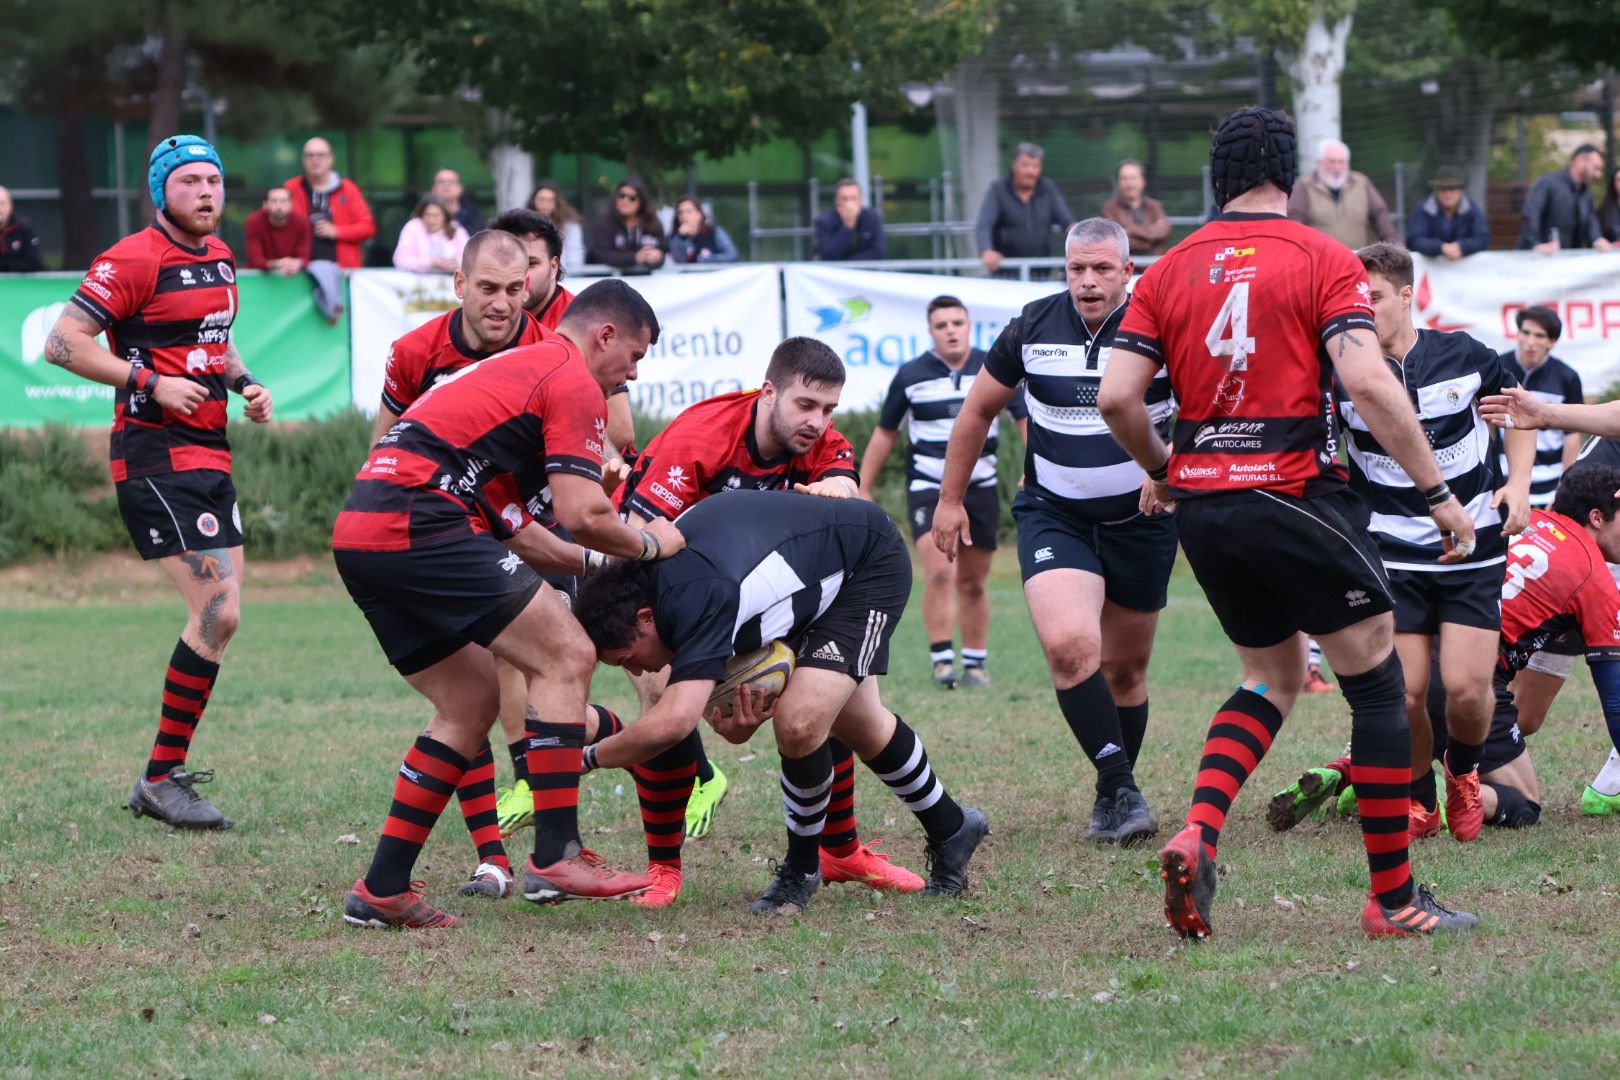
[1411,251,1620,393]
[783,265,1054,411]
[348,265,783,417]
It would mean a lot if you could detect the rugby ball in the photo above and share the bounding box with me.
[706,640,796,715]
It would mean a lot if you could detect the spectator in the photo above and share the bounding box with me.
[392,195,469,273]
[0,186,43,272]
[284,136,375,321]
[431,168,485,235]
[1594,164,1620,245]
[1405,173,1490,260]
[813,179,885,261]
[1517,144,1612,252]
[529,181,585,277]
[243,186,311,275]
[1098,159,1172,256]
[975,142,1074,275]
[1500,306,1583,508]
[586,178,665,272]
[668,195,739,264]
[1286,138,1398,249]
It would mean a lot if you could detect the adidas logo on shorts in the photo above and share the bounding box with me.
[810,640,845,663]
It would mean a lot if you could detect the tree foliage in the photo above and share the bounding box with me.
[326,0,990,174]
[1412,0,1620,72]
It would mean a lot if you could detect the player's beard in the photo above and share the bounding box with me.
[766,402,817,456]
[166,205,220,237]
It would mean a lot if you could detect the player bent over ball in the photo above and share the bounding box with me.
[574,490,989,915]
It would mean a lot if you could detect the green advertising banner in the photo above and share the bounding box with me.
[0,272,351,428]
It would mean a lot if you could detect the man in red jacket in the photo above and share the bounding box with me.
[285,137,376,322]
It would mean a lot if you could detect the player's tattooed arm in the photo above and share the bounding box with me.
[223,341,249,383]
[1336,332,1368,357]
[44,305,105,370]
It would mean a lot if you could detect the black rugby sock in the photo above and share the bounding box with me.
[1056,672,1137,795]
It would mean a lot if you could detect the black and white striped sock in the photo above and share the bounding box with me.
[961,647,987,670]
[867,715,964,843]
[779,742,834,873]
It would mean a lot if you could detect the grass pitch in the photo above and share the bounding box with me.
[2,554,1618,1078]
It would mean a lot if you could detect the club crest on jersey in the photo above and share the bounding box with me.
[217,262,235,284]
[1209,264,1224,284]
[196,512,220,538]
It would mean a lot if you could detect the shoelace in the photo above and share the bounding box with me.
[170,769,216,801]
[1413,884,1454,914]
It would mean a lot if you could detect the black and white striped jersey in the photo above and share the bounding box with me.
[652,490,901,684]
[876,348,1026,492]
[983,293,1174,522]
[1498,352,1583,507]
[1335,328,1517,572]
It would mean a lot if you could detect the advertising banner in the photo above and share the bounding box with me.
[1,272,352,427]
[783,265,1053,411]
[1411,251,1620,392]
[348,265,783,418]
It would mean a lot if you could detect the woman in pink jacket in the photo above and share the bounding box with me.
[393,196,469,273]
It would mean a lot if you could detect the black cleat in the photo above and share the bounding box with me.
[128,767,234,829]
[1084,795,1118,843]
[750,862,820,915]
[1112,787,1158,847]
[923,805,988,897]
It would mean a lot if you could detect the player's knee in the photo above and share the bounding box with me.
[1100,658,1146,702]
[1043,634,1101,685]
[925,566,954,592]
[1483,782,1541,827]
[193,590,240,650]
[956,574,986,603]
[771,710,825,757]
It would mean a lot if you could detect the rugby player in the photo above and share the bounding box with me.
[574,490,990,915]
[859,295,1027,689]
[1329,242,1534,842]
[335,275,682,928]
[1100,106,1478,938]
[1274,463,1620,830]
[45,135,272,829]
[935,218,1171,847]
[591,339,926,905]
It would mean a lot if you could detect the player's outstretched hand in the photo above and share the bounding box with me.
[600,457,629,498]
[1432,497,1477,564]
[706,684,774,744]
[1139,476,1175,516]
[242,383,273,424]
[154,376,209,417]
[793,478,856,499]
[1491,483,1530,537]
[1480,387,1549,431]
[643,515,686,559]
[930,498,969,562]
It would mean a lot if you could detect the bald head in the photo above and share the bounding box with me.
[301,137,334,183]
[460,229,527,276]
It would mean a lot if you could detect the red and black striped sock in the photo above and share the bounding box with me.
[820,738,861,857]
[146,639,220,780]
[634,739,697,869]
[454,740,509,873]
[588,704,625,743]
[365,735,470,897]
[1339,653,1415,908]
[527,716,586,866]
[1186,689,1285,859]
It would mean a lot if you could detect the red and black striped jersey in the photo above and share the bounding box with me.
[618,389,857,521]
[70,225,238,481]
[1499,509,1620,674]
[333,338,607,552]
[380,309,547,416]
[1115,212,1376,500]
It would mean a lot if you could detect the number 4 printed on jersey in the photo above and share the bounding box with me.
[1206,282,1255,415]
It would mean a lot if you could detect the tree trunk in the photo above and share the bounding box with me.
[939,54,999,258]
[1281,5,1354,178]
[1433,57,1499,208]
[55,114,99,268]
[485,110,533,213]
[148,4,187,154]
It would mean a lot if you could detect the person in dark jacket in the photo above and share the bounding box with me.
[668,196,739,264]
[586,178,665,272]
[0,186,44,272]
[1597,165,1620,245]
[1518,144,1612,252]
[975,143,1074,277]
[813,179,885,261]
[1405,174,1490,261]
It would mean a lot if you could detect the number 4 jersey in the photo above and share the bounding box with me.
[1499,509,1620,674]
[1114,212,1376,500]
